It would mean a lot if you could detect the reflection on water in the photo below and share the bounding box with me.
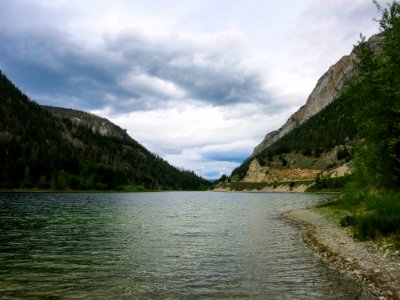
[0,192,370,299]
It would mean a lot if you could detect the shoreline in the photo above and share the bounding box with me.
[213,184,312,193]
[282,208,400,299]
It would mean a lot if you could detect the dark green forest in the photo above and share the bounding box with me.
[0,71,208,191]
[342,1,400,190]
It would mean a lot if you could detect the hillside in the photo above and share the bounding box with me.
[216,34,384,191]
[253,34,383,157]
[0,70,208,190]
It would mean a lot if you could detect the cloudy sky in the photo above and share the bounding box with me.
[0,0,380,179]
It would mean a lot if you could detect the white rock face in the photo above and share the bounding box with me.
[45,106,129,140]
[252,34,383,157]
[253,54,354,156]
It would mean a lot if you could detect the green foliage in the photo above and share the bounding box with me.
[345,2,400,189]
[332,188,368,210]
[231,158,252,180]
[0,70,209,191]
[116,185,148,192]
[306,175,353,192]
[332,2,400,243]
[261,97,358,160]
[336,147,352,161]
[338,192,400,240]
[232,76,359,178]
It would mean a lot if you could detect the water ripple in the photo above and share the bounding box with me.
[0,192,370,299]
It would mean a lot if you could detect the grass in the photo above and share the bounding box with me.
[324,188,400,247]
[305,175,353,193]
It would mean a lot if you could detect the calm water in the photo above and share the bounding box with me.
[0,192,370,299]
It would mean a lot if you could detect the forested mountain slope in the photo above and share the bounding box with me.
[252,34,382,158]
[0,71,208,190]
[217,34,385,190]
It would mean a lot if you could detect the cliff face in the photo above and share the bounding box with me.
[242,159,320,183]
[253,54,354,156]
[252,34,383,157]
[44,106,130,140]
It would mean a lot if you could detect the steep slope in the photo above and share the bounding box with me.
[0,70,208,190]
[253,34,383,157]
[222,34,383,189]
[253,55,354,156]
[44,106,130,141]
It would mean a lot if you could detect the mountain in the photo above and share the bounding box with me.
[0,70,208,190]
[253,34,383,157]
[217,34,383,191]
[44,106,132,141]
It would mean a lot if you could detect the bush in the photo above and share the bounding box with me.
[307,175,353,192]
[334,188,365,209]
[340,215,355,227]
[336,147,351,161]
[338,192,400,240]
[355,214,400,240]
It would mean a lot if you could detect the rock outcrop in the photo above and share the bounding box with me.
[253,54,354,156]
[242,159,321,183]
[45,106,130,140]
[252,34,383,157]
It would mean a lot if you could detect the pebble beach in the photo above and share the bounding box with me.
[283,209,400,300]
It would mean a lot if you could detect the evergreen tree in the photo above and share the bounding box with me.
[350,1,400,189]
[0,70,209,191]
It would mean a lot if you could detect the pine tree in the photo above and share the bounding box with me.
[351,1,400,189]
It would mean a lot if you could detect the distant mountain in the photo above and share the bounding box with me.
[0,70,208,190]
[216,34,383,191]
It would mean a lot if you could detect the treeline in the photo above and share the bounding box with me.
[0,71,208,190]
[346,1,400,190]
[329,1,400,242]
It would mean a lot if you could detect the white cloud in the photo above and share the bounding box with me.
[92,101,295,179]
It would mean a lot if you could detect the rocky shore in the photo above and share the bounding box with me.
[282,208,400,300]
[213,183,310,193]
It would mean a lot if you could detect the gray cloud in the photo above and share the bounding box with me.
[0,29,126,109]
[0,25,270,113]
[106,32,269,106]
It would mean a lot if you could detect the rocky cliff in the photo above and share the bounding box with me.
[44,106,129,140]
[242,159,320,183]
[252,34,383,157]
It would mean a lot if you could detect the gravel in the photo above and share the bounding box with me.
[282,209,400,300]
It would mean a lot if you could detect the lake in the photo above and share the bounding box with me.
[0,192,370,299]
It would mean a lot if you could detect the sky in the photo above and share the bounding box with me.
[0,0,381,180]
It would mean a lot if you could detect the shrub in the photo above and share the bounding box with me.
[307,175,353,192]
[339,192,400,240]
